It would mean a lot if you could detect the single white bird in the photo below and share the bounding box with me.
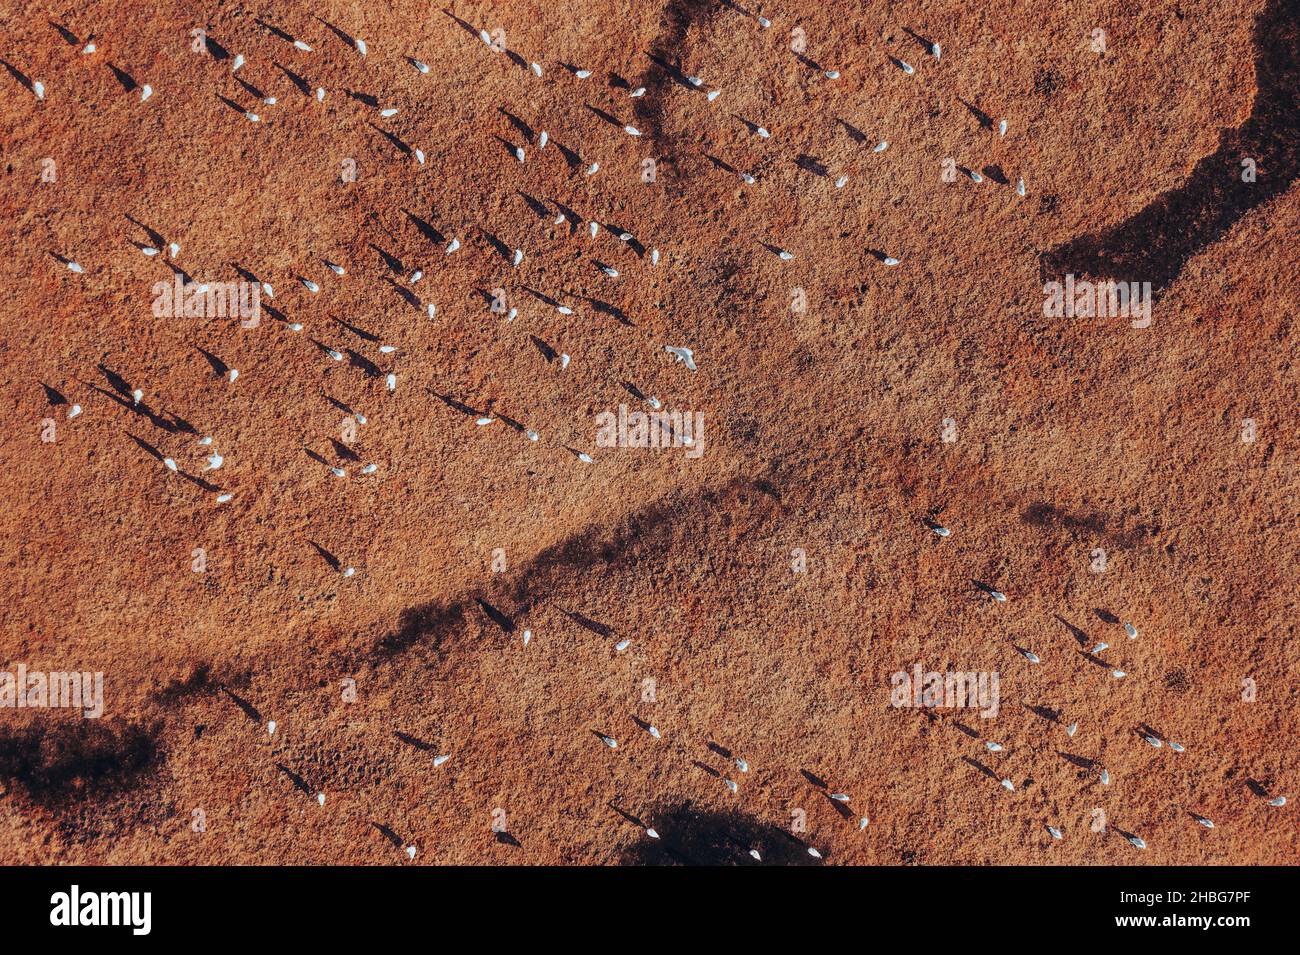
[665,345,697,371]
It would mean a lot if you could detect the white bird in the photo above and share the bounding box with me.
[538,131,548,149]
[830,793,850,802]
[515,146,525,162]
[412,60,430,73]
[1127,835,1147,850]
[293,40,312,52]
[446,238,460,254]
[67,404,82,419]
[624,125,641,136]
[1112,670,1127,679]
[664,345,697,371]
[986,742,1002,752]
[405,846,416,860]
[330,467,346,478]
[648,726,660,739]
[598,734,617,749]
[301,278,320,292]
[386,373,396,391]
[575,69,592,79]
[1000,778,1015,791]
[1047,825,1063,840]
[433,755,450,767]
[585,162,599,176]
[896,60,914,74]
[317,793,326,806]
[874,141,889,152]
[267,720,277,735]
[577,452,593,463]
[989,589,1007,601]
[1092,642,1109,654]
[858,817,869,830]
[1194,815,1214,828]
[882,257,901,266]
[66,260,83,273]
[245,111,260,122]
[206,453,223,470]
[999,119,1007,136]
[1268,796,1287,807]
[835,175,848,188]
[531,62,542,77]
[736,758,749,773]
[360,464,377,474]
[1066,722,1078,737]
[1018,648,1040,663]
[1016,178,1026,197]
[807,847,822,859]
[33,81,45,100]
[522,630,531,646]
[968,169,983,183]
[931,525,951,537]
[1100,768,1111,785]
[1124,623,1138,639]
[355,39,367,56]
[756,127,770,138]
[140,85,153,102]
[231,54,245,72]
[723,778,738,794]
[164,458,177,472]
[646,828,659,839]
[614,638,631,651]
[216,494,233,503]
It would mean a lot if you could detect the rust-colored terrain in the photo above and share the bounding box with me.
[0,0,1296,865]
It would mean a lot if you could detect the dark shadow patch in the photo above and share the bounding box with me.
[0,719,159,807]
[616,801,821,865]
[1039,0,1299,295]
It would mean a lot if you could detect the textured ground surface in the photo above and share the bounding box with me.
[0,0,1296,865]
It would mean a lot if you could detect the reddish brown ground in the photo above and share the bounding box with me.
[0,0,1295,865]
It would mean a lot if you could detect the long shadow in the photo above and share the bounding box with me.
[1039,0,1299,295]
